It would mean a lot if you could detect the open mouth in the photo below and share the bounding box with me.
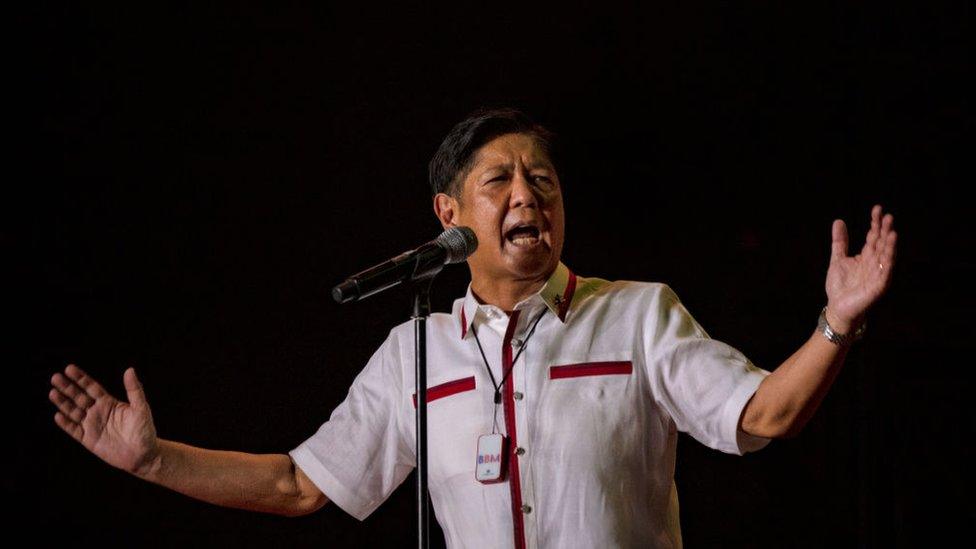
[504,224,542,247]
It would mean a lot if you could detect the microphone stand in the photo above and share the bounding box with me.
[412,275,435,549]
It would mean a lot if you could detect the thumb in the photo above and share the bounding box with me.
[831,219,848,263]
[124,367,149,410]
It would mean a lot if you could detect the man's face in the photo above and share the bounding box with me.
[437,132,565,285]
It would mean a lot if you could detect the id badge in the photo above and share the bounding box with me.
[475,433,508,484]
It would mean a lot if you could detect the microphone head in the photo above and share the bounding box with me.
[435,226,478,264]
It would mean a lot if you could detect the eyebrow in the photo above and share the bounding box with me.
[524,160,554,170]
[476,160,554,174]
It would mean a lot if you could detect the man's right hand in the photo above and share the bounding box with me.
[49,363,328,516]
[50,365,160,478]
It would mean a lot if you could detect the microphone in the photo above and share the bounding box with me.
[332,226,478,304]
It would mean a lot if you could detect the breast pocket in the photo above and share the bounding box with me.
[413,376,487,482]
[541,358,637,446]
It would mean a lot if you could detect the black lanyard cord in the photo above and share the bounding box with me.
[471,307,548,405]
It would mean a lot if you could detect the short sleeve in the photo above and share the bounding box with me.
[644,285,773,455]
[289,332,415,520]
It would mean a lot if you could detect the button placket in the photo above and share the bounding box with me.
[513,339,530,459]
[513,338,537,547]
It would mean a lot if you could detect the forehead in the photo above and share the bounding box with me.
[468,133,555,173]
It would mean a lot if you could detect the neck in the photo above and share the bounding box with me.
[470,270,552,312]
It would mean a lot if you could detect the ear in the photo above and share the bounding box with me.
[433,192,460,230]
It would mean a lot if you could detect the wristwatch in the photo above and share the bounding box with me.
[817,306,866,346]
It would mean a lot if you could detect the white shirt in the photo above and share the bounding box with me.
[290,262,772,548]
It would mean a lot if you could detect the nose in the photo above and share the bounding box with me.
[509,171,539,209]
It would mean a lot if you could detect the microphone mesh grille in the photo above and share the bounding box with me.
[436,226,478,263]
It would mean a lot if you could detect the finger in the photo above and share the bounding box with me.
[54,411,84,442]
[831,219,849,262]
[65,364,108,400]
[881,214,895,252]
[124,367,149,410]
[49,388,86,423]
[864,205,882,253]
[51,371,96,410]
[876,213,894,255]
[882,230,898,269]
[881,211,894,230]
[876,231,897,290]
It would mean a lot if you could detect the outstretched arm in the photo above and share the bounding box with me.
[50,364,329,517]
[739,205,897,438]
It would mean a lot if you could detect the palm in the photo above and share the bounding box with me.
[825,205,898,324]
[50,365,158,475]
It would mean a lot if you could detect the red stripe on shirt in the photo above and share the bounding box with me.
[412,376,476,408]
[557,271,577,321]
[502,310,527,549]
[549,361,633,379]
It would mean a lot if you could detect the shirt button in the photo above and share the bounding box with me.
[516,447,526,456]
[513,391,524,400]
[521,504,532,514]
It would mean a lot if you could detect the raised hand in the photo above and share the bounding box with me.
[49,365,160,477]
[824,204,898,331]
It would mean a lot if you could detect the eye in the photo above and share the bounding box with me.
[482,174,508,185]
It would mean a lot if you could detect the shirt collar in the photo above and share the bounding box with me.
[458,261,578,339]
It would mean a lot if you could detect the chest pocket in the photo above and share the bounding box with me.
[413,376,487,482]
[541,359,637,445]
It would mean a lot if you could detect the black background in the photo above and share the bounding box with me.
[14,3,973,547]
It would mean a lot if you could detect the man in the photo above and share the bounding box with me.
[49,108,897,547]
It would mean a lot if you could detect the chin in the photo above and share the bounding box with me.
[505,253,555,279]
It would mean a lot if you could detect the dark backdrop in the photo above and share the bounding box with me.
[14,4,972,548]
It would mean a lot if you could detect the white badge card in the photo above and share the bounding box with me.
[475,433,508,484]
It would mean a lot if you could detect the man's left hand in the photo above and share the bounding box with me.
[824,204,898,333]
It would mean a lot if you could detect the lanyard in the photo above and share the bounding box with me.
[471,307,548,434]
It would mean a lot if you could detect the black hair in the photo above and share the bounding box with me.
[428,107,558,197]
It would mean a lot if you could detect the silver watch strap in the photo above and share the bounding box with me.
[817,306,866,346]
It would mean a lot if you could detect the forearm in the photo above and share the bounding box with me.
[742,331,850,438]
[137,439,325,517]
